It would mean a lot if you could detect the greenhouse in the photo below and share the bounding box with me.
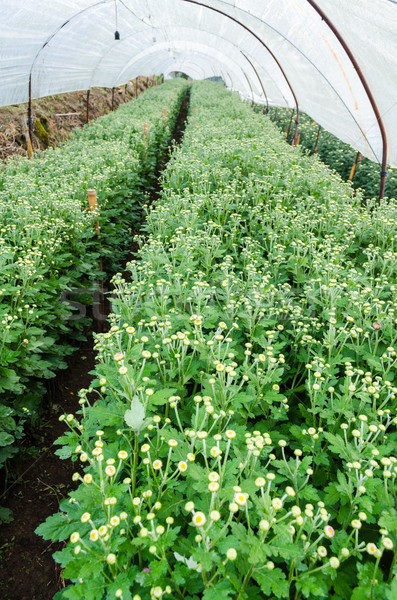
[0,1,397,599]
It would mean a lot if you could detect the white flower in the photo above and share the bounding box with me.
[178,461,188,473]
[382,537,394,550]
[90,530,99,541]
[329,557,340,569]
[210,510,221,522]
[271,498,283,511]
[208,482,219,492]
[259,520,270,531]
[210,446,222,458]
[192,512,206,527]
[234,492,248,506]
[106,553,116,565]
[81,512,91,523]
[366,543,377,555]
[291,506,301,517]
[226,548,237,561]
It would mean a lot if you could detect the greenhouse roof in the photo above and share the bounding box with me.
[1,0,397,167]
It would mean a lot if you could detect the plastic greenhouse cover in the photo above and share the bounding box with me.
[0,0,396,166]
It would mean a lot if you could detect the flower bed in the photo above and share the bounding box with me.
[0,79,187,485]
[38,81,397,599]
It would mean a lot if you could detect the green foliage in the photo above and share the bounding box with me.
[0,79,188,489]
[37,82,397,599]
[266,106,397,200]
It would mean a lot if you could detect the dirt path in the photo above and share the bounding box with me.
[0,85,190,600]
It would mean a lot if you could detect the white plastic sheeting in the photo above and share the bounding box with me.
[0,0,396,166]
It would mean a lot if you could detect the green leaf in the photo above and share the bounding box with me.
[296,572,329,598]
[253,568,289,598]
[0,432,14,446]
[124,395,145,431]
[35,511,77,542]
[150,388,178,405]
[202,580,234,600]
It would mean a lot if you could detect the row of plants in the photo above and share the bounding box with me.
[0,79,188,498]
[265,106,397,200]
[38,81,397,599]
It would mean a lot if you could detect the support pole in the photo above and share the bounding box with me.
[272,107,278,122]
[111,87,115,111]
[181,0,300,143]
[241,51,269,113]
[313,125,321,154]
[86,90,90,123]
[306,0,387,202]
[135,77,138,98]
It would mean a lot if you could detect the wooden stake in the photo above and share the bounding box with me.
[286,109,294,141]
[111,87,115,111]
[88,188,104,328]
[349,151,361,181]
[296,133,301,146]
[272,107,278,122]
[21,116,33,159]
[313,125,321,154]
[86,90,90,123]
[135,77,138,98]
[144,123,149,150]
[87,189,100,234]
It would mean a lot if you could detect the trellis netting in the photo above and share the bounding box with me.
[1,0,397,167]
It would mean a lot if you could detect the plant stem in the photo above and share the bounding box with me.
[131,432,139,497]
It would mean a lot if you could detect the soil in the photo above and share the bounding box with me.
[0,84,189,600]
[0,339,96,600]
[0,76,155,161]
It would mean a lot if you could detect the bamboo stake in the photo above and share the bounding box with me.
[87,189,99,234]
[21,116,33,159]
[87,189,104,327]
[144,123,149,151]
[313,125,321,154]
[349,151,361,181]
[286,109,294,141]
[86,90,90,123]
